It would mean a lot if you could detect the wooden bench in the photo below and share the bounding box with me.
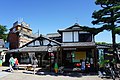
[18,64,32,70]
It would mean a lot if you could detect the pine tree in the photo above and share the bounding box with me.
[92,0,120,53]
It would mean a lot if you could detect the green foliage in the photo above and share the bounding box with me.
[0,25,8,41]
[95,0,120,5]
[96,42,108,45]
[92,0,120,48]
[93,0,120,25]
[79,26,105,36]
[114,27,120,34]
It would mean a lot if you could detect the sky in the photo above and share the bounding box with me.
[0,0,120,43]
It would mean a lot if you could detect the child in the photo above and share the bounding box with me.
[14,58,19,70]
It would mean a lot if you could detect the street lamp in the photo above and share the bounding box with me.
[47,43,53,72]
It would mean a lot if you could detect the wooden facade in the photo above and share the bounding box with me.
[7,23,99,72]
[7,35,61,68]
[57,23,97,71]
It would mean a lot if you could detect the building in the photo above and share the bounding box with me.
[7,35,61,68]
[46,33,61,43]
[0,39,8,63]
[57,23,97,71]
[7,23,98,72]
[7,21,37,49]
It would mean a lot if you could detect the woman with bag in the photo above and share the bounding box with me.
[9,56,15,72]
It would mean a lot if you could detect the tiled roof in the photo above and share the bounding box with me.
[46,33,61,38]
[58,23,84,32]
[61,42,96,47]
[20,46,58,52]
[96,45,111,49]
[7,46,58,53]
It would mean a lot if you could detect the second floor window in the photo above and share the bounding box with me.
[79,33,92,42]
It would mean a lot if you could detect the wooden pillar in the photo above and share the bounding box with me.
[60,47,62,66]
[94,48,98,71]
[56,46,59,63]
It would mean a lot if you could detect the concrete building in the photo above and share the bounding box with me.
[7,21,38,49]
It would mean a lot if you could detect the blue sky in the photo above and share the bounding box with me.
[0,0,120,43]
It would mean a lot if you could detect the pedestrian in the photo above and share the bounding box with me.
[9,55,15,72]
[14,58,19,70]
[32,56,38,75]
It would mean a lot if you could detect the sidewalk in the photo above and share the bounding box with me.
[0,66,103,80]
[0,66,9,71]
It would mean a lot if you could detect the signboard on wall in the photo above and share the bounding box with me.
[73,51,86,62]
[75,51,86,60]
[63,48,76,50]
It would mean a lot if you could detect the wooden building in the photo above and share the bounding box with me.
[57,23,97,71]
[7,35,61,68]
[7,23,99,72]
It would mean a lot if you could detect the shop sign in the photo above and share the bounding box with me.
[63,48,76,50]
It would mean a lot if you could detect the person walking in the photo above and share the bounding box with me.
[14,58,19,70]
[32,56,38,75]
[9,56,15,72]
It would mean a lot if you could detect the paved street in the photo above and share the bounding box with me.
[0,66,119,80]
[0,72,11,78]
[0,72,102,80]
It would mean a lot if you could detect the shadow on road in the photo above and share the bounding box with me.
[22,68,99,78]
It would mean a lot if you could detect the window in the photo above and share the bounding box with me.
[79,33,92,42]
[63,32,72,42]
[74,32,78,42]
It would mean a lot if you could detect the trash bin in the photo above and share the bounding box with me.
[0,60,2,66]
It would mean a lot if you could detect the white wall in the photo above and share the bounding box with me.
[63,32,72,42]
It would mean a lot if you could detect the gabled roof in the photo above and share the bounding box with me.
[7,34,61,53]
[21,34,61,48]
[58,23,85,33]
[66,23,82,30]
